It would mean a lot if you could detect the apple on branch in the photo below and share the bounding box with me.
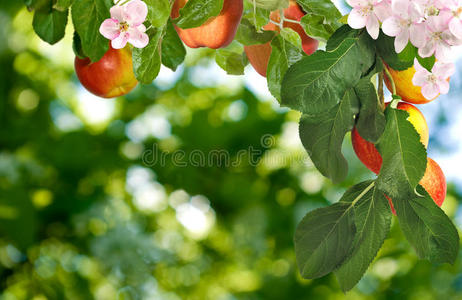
[171,0,244,49]
[352,102,446,212]
[75,45,138,99]
[244,0,319,77]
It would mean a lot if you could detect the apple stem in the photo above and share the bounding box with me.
[279,9,285,28]
[270,20,283,29]
[383,66,396,95]
[378,72,384,111]
[281,18,301,25]
[279,10,301,26]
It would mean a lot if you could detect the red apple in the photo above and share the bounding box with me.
[244,0,319,77]
[387,158,447,214]
[75,45,138,98]
[244,42,273,77]
[351,102,429,174]
[171,0,243,49]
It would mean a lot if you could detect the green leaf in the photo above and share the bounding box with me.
[325,25,359,51]
[144,0,171,28]
[235,18,275,45]
[242,2,271,30]
[393,185,459,264]
[335,181,392,292]
[215,41,248,75]
[354,63,386,143]
[24,0,34,9]
[297,0,342,18]
[32,7,68,45]
[267,35,303,101]
[299,89,358,183]
[294,201,356,279]
[25,0,50,11]
[280,27,302,48]
[72,31,85,59]
[281,31,374,115]
[253,0,289,10]
[376,106,427,198]
[397,42,417,62]
[376,32,414,71]
[71,0,112,62]
[417,55,436,72]
[133,27,164,84]
[297,0,342,41]
[53,0,73,11]
[300,14,337,42]
[161,20,186,71]
[174,0,224,29]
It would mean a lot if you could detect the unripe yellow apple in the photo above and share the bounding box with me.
[384,64,441,104]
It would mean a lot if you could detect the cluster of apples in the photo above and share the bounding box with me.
[75,0,245,98]
[74,0,448,212]
[74,0,317,97]
[352,64,447,214]
[244,1,319,76]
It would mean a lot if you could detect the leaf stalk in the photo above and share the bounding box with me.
[378,72,384,111]
[383,66,396,96]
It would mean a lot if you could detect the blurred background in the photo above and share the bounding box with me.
[1,2,462,300]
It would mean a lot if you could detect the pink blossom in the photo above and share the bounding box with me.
[374,0,393,22]
[412,59,455,99]
[418,15,458,62]
[414,0,446,17]
[99,0,149,49]
[438,0,462,39]
[347,0,389,39]
[382,0,427,52]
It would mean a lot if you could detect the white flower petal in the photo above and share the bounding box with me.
[418,40,436,57]
[409,23,427,48]
[435,42,454,62]
[433,62,456,79]
[409,1,423,21]
[437,79,450,94]
[374,0,392,22]
[442,28,462,46]
[421,83,440,100]
[128,27,149,48]
[347,0,369,7]
[348,8,368,29]
[124,0,148,26]
[110,6,125,22]
[99,19,120,40]
[412,70,429,86]
[137,23,147,33]
[111,32,129,49]
[413,58,427,73]
[395,30,410,52]
[366,15,380,39]
[449,18,462,39]
[382,17,402,37]
[392,0,409,18]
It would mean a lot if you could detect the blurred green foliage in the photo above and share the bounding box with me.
[1,3,462,300]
